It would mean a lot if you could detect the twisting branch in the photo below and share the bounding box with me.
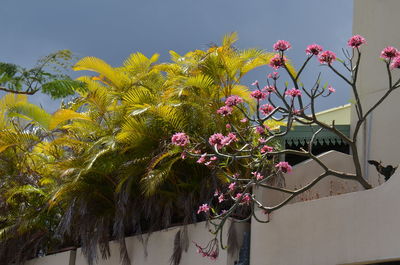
[172,36,400,257]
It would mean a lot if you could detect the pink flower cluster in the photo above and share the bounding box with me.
[275,161,293,173]
[228,182,236,191]
[391,57,400,69]
[216,105,233,116]
[209,132,238,149]
[269,54,286,69]
[318,50,336,64]
[273,40,292,52]
[381,46,399,60]
[225,95,244,107]
[260,145,274,154]
[197,203,210,214]
[268,72,279,80]
[263,85,276,93]
[197,154,218,166]
[171,132,190,147]
[260,104,275,116]
[347,35,366,48]
[379,46,400,69]
[217,95,244,116]
[194,239,219,260]
[255,126,266,135]
[285,88,302,97]
[235,193,251,204]
[251,171,265,180]
[306,44,323,55]
[250,90,267,100]
[328,86,335,93]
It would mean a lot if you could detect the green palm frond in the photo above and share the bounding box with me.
[141,156,180,196]
[6,185,47,204]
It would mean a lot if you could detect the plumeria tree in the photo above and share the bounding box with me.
[171,35,400,259]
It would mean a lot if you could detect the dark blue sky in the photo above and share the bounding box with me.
[0,0,353,112]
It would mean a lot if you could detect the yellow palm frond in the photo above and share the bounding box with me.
[123,52,159,74]
[49,109,92,130]
[73,57,130,89]
[7,101,51,129]
[222,32,238,48]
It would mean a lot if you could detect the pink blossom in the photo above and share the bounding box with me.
[267,72,279,80]
[250,90,267,100]
[235,193,251,204]
[226,123,231,129]
[225,95,244,107]
[318,50,336,64]
[218,194,224,203]
[214,189,220,197]
[390,57,400,69]
[194,239,219,260]
[261,145,274,153]
[258,137,267,143]
[228,182,236,191]
[328,86,336,93]
[275,161,293,173]
[347,35,366,48]
[240,118,248,123]
[204,161,213,166]
[221,132,238,146]
[217,105,233,116]
[292,109,301,115]
[251,171,265,180]
[181,152,187,159]
[255,126,265,135]
[171,132,190,147]
[260,104,275,116]
[305,44,323,55]
[197,203,210,214]
[273,40,292,52]
[210,156,218,161]
[285,88,302,97]
[269,54,286,69]
[197,153,207,164]
[381,46,399,60]
[209,133,225,149]
[262,85,276,93]
[251,80,259,86]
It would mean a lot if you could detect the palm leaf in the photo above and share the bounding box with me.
[49,109,92,130]
[73,57,129,89]
[7,102,51,129]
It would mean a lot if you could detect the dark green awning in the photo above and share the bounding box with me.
[280,125,350,146]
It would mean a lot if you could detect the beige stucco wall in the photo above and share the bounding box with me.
[251,169,400,265]
[259,151,365,207]
[352,0,400,184]
[74,220,248,265]
[24,221,249,265]
[24,250,75,265]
